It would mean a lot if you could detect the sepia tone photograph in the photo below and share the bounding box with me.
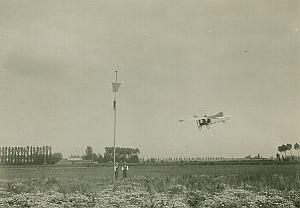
[0,0,299,207]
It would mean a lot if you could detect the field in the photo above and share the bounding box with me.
[0,163,300,208]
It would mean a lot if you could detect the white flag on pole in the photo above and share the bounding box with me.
[112,82,123,92]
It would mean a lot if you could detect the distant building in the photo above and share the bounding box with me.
[67,155,83,164]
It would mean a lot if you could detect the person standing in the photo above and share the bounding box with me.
[122,162,128,178]
[114,162,119,179]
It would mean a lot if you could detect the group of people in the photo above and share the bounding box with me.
[114,162,128,179]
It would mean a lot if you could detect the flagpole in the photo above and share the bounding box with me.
[113,70,118,184]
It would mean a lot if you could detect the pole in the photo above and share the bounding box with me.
[113,70,118,184]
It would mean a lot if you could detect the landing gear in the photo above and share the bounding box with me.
[198,125,202,130]
[206,125,210,129]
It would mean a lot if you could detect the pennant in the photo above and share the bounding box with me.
[112,82,122,92]
[113,100,116,110]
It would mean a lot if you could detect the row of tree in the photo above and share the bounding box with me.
[277,143,299,161]
[142,157,225,163]
[0,146,63,165]
[103,147,140,163]
[81,146,227,164]
[82,146,140,163]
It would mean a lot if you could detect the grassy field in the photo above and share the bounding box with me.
[0,163,299,207]
[1,163,299,181]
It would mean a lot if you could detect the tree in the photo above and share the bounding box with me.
[103,147,113,162]
[29,146,32,164]
[4,147,7,164]
[49,152,63,164]
[35,146,38,165]
[103,147,140,163]
[278,145,287,160]
[49,146,52,163]
[81,146,100,162]
[286,144,293,157]
[0,147,2,164]
[294,143,300,158]
[45,146,49,164]
[91,153,98,162]
[276,153,281,161]
[34,146,38,165]
[8,147,11,164]
[97,154,103,163]
[42,146,46,164]
[20,146,23,164]
[13,147,17,165]
[26,146,30,164]
[84,146,94,161]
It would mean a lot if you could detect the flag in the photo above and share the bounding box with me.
[112,82,122,92]
[113,100,116,110]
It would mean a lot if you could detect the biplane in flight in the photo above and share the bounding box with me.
[179,112,231,130]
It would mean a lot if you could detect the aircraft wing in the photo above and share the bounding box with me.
[179,117,206,122]
[209,116,231,124]
[221,116,231,119]
[209,112,224,119]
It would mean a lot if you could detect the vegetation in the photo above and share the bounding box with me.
[81,146,101,163]
[103,146,140,163]
[0,146,62,165]
[295,143,300,157]
[51,152,64,164]
[277,142,300,161]
[0,164,299,207]
[81,146,140,163]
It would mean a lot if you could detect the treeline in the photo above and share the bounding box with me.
[0,146,62,165]
[277,143,299,161]
[141,156,225,164]
[103,147,140,163]
[82,146,140,163]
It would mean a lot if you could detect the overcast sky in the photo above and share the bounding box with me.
[0,0,299,158]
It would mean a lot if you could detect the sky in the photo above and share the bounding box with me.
[0,0,299,158]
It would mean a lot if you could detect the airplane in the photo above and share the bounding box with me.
[179,112,231,130]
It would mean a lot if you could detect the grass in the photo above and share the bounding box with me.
[0,163,299,207]
[1,163,299,179]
